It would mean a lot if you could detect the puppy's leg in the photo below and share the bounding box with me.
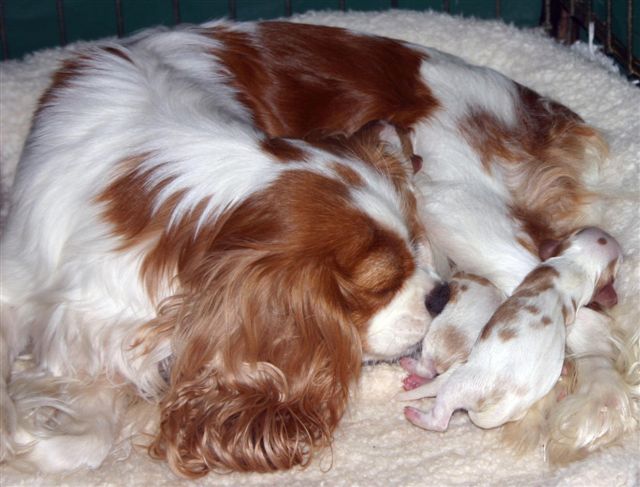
[404,400,454,432]
[399,356,436,390]
[546,308,637,464]
[396,366,456,401]
[403,373,471,431]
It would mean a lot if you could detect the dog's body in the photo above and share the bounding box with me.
[0,20,633,475]
[0,55,438,473]
[401,227,622,431]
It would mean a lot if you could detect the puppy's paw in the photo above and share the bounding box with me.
[402,373,430,391]
[399,356,436,379]
[404,405,450,432]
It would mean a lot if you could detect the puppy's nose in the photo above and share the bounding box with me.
[426,282,450,317]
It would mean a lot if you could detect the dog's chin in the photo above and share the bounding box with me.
[362,341,423,365]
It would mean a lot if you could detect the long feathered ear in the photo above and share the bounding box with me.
[148,249,362,477]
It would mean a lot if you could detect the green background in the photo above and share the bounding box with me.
[1,0,638,67]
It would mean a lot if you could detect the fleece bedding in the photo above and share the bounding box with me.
[0,9,639,487]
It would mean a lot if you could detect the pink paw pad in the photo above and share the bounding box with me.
[402,373,430,390]
[404,406,423,424]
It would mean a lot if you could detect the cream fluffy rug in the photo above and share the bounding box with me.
[1,9,639,487]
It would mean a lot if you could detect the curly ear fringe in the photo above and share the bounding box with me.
[144,248,363,477]
[148,358,351,477]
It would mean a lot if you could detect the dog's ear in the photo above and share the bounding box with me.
[148,252,361,476]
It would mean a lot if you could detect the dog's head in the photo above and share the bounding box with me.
[99,127,444,476]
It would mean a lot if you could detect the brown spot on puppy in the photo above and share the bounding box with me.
[530,314,553,329]
[452,271,493,287]
[562,305,572,324]
[499,327,517,341]
[480,300,520,340]
[461,273,494,287]
[598,237,607,245]
[447,281,461,304]
[513,265,559,298]
[441,326,469,357]
[524,305,540,314]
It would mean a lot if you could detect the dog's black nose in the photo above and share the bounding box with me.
[426,282,450,317]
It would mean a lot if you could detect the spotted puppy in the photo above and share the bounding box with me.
[400,227,622,431]
[400,272,505,389]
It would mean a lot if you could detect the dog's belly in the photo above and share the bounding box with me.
[412,122,538,293]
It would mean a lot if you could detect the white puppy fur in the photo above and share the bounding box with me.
[400,272,505,387]
[400,227,623,431]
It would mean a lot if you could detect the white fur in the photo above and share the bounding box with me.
[400,228,623,431]
[410,55,542,294]
[0,35,436,471]
[364,269,435,361]
[402,272,505,382]
[0,17,635,476]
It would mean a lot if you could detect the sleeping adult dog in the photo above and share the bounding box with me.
[0,20,632,477]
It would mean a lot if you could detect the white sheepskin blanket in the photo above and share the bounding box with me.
[1,9,638,486]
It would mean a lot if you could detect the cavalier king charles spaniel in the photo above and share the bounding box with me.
[1,20,634,476]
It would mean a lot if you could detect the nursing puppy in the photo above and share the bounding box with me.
[400,272,505,389]
[400,227,622,431]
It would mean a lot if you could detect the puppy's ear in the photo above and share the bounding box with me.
[539,239,562,261]
[149,253,361,476]
[590,282,618,309]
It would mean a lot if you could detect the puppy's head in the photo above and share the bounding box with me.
[539,226,623,309]
[110,133,444,476]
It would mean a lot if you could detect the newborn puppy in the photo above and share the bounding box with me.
[400,272,505,389]
[400,227,622,431]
